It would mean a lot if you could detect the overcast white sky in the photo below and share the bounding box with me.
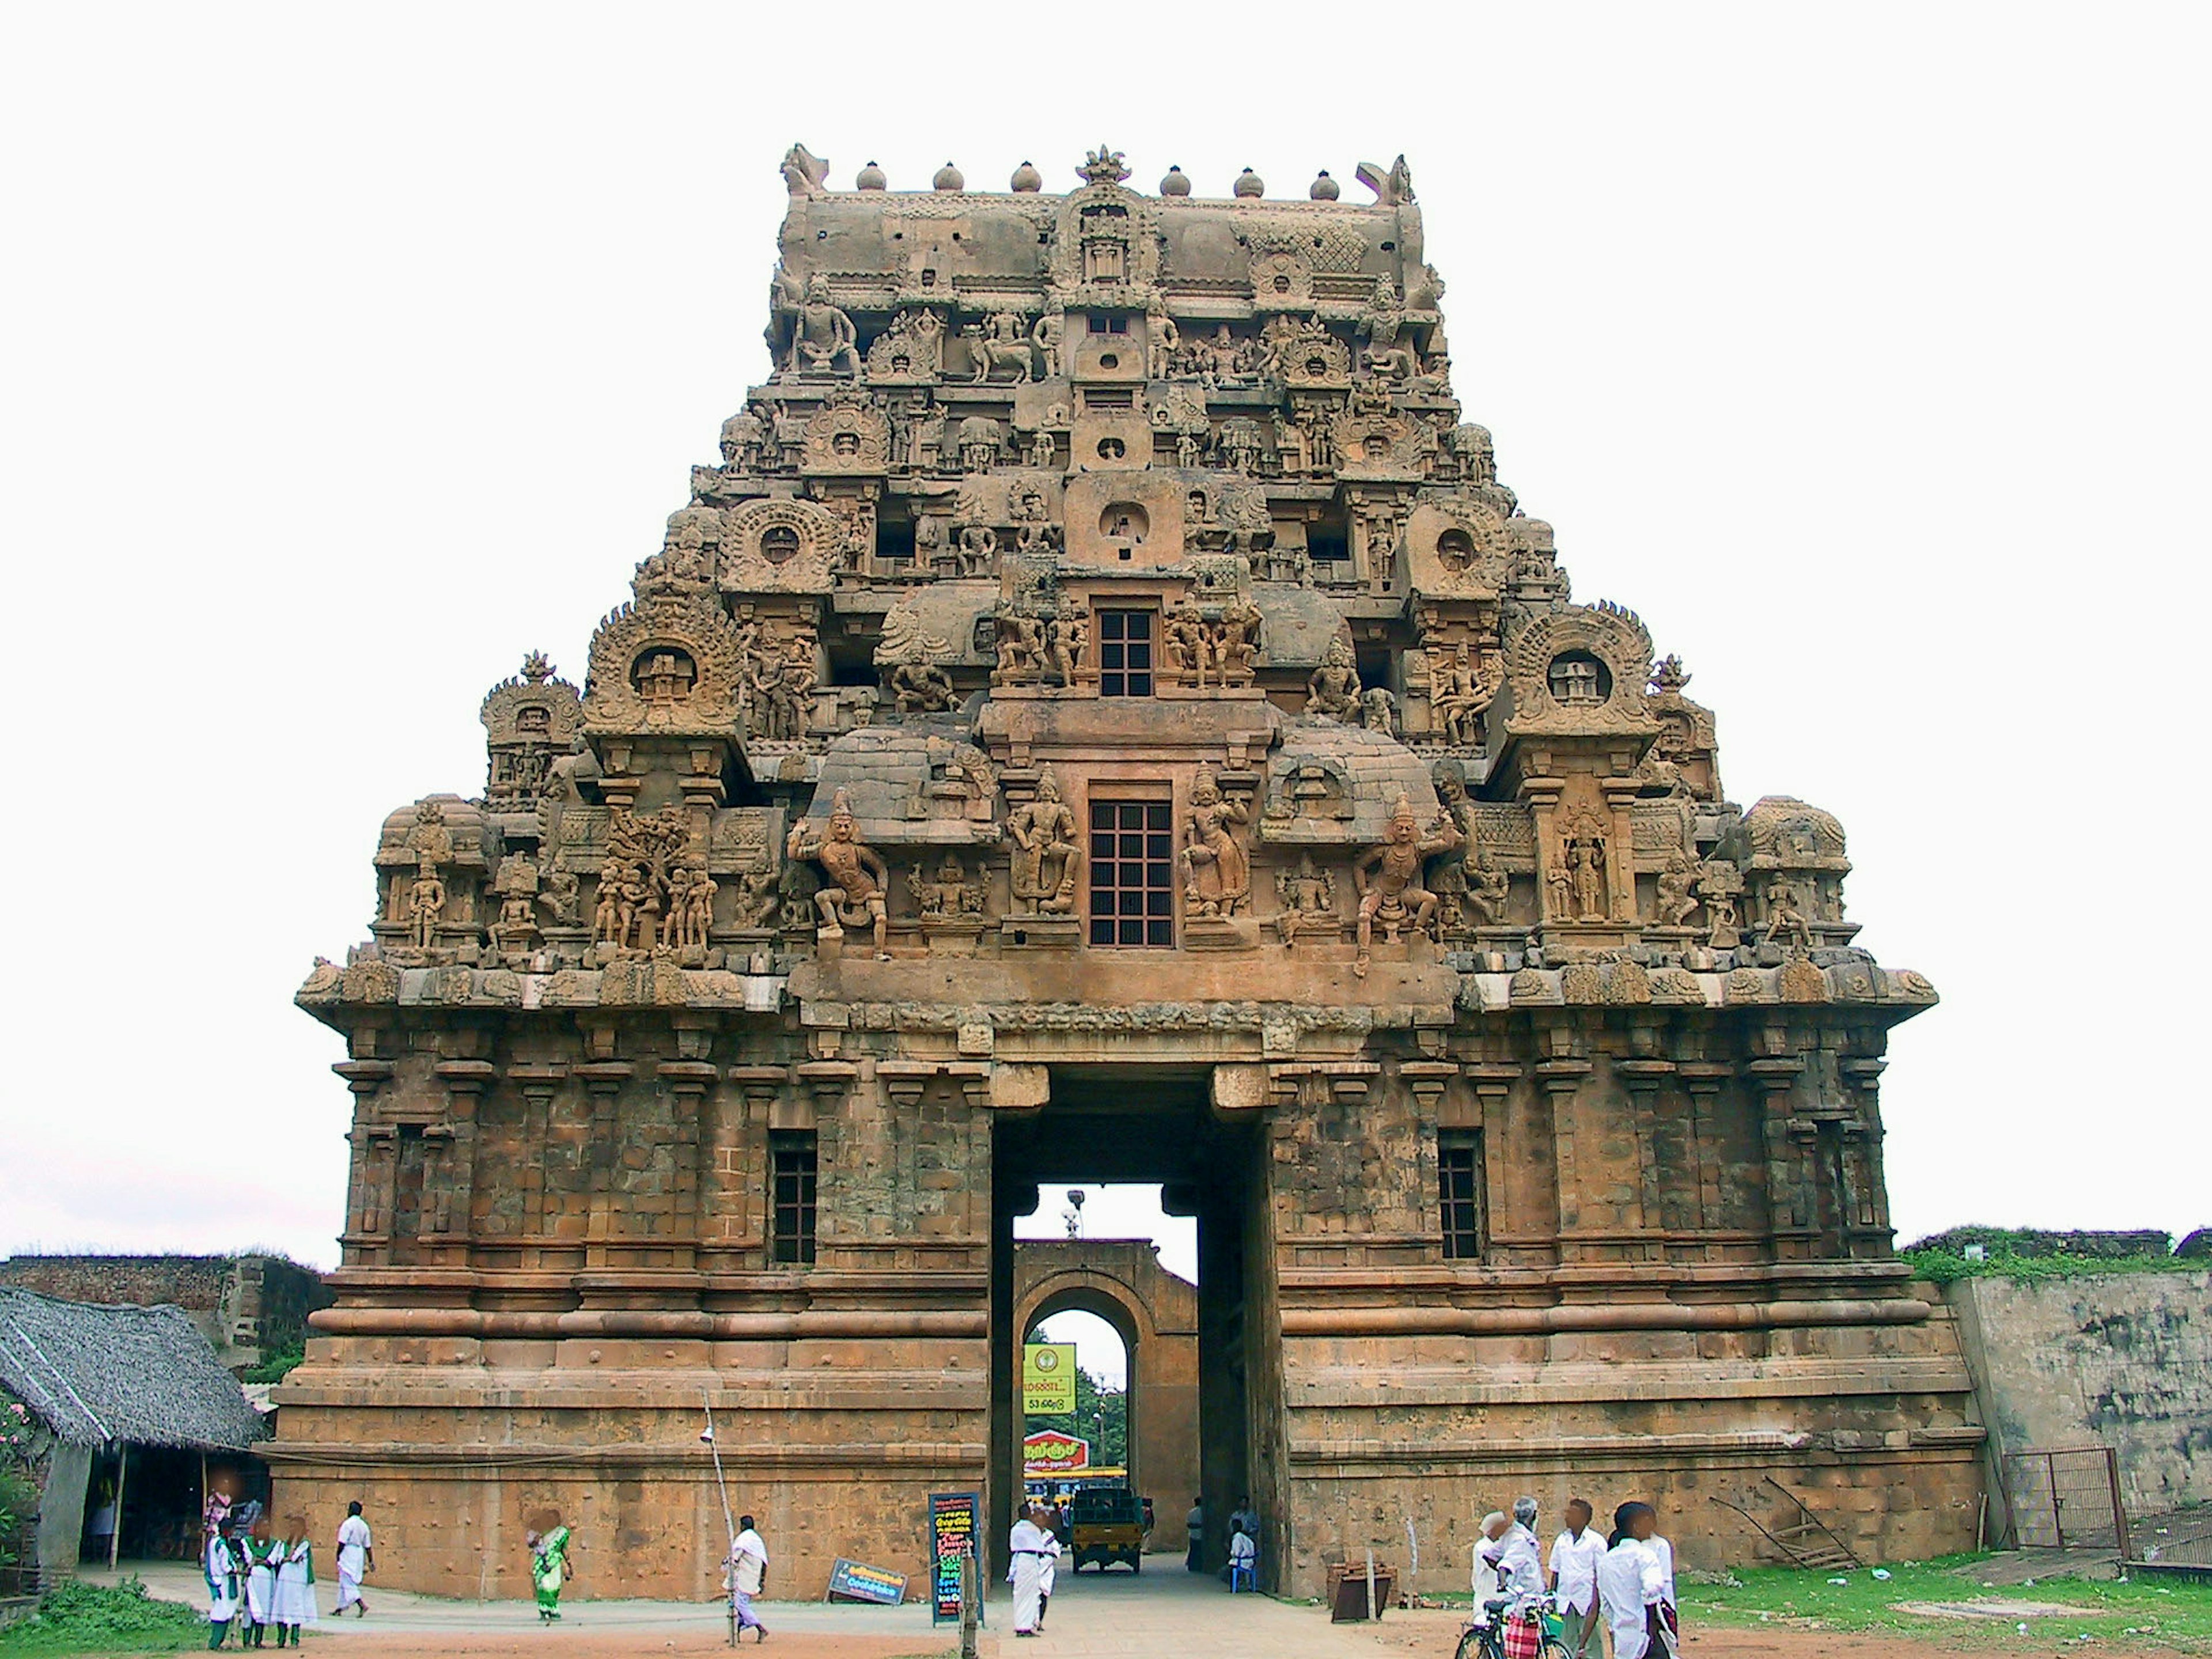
[3,6,2205,1278]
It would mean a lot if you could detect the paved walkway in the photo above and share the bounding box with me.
[89,1558,1429,1657]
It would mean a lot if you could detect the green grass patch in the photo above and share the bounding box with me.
[1690,1555,2212,1652]
[0,1578,204,1654]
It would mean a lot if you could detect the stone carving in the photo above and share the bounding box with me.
[1427,641,1490,745]
[1656,853,1701,928]
[876,608,959,713]
[747,626,819,741]
[1305,637,1363,721]
[787,788,889,956]
[1359,686,1399,736]
[1045,596,1090,687]
[718,407,769,470]
[1361,279,1420,382]
[1502,601,1658,735]
[780,143,829,198]
[1274,854,1336,946]
[801,395,892,473]
[1698,859,1745,949]
[1007,771,1081,916]
[584,592,748,736]
[908,853,986,918]
[990,600,1046,685]
[721,498,840,591]
[966,309,1035,383]
[1760,881,1815,952]
[1560,806,1611,922]
[1353,790,1463,976]
[589,806,696,956]
[864,308,946,381]
[1180,767,1251,918]
[1354,154,1415,205]
[481,653,583,808]
[789,275,861,376]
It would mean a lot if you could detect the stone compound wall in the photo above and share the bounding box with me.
[0,1255,329,1372]
[1947,1270,2212,1529]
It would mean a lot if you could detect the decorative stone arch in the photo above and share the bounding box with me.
[1012,1241,1200,1555]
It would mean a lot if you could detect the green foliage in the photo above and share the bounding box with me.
[1688,1555,2212,1647]
[0,1578,203,1654]
[1902,1246,2183,1286]
[240,1343,305,1385]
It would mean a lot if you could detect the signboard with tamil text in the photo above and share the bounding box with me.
[1022,1429,1092,1478]
[825,1557,907,1605]
[1022,1342,1078,1414]
[929,1490,981,1627]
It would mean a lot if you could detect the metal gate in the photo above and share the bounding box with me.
[2003,1447,2131,1555]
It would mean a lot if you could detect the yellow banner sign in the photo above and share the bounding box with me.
[1022,1343,1078,1414]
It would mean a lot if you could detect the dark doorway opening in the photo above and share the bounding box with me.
[990,1067,1275,1591]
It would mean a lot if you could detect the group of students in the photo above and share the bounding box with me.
[1476,1496,1678,1659]
[198,1508,321,1650]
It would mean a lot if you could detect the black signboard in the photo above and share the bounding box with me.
[929,1490,982,1627]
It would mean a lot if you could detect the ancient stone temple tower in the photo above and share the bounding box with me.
[279,145,1979,1599]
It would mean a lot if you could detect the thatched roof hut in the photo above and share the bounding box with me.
[0,1287,268,1451]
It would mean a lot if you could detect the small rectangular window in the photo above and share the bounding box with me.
[1097,609,1153,698]
[1440,1132,1486,1261]
[1084,387,1135,411]
[1088,800,1175,948]
[1088,314,1129,335]
[770,1133,817,1266]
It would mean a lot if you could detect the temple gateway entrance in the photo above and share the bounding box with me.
[992,1067,1277,1584]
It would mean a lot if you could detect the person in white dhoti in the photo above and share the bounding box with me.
[334,1502,374,1617]
[1008,1503,1051,1638]
[1548,1498,1608,1659]
[1592,1502,1676,1659]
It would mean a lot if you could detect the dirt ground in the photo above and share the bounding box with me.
[283,1634,948,1659]
[1359,1603,2177,1659]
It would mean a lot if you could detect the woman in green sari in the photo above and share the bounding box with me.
[527,1524,574,1622]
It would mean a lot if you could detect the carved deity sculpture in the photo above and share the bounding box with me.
[1216,600,1261,687]
[1657,854,1701,928]
[1162,599,1211,688]
[1353,791,1463,976]
[1007,770,1081,916]
[1545,851,1574,921]
[719,409,767,470]
[406,867,446,951]
[968,310,1035,383]
[1359,686,1399,736]
[1570,840,1607,922]
[1275,854,1336,947]
[1429,643,1488,746]
[790,275,861,376]
[1762,881,1815,952]
[991,604,1046,685]
[1465,855,1510,926]
[888,652,959,713]
[1180,767,1251,918]
[1046,597,1090,687]
[1145,297,1179,380]
[908,854,985,918]
[1305,638,1362,722]
[1032,310,1064,378]
[1363,278,1419,381]
[787,789,889,956]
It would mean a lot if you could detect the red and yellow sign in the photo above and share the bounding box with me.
[1022,1429,1091,1478]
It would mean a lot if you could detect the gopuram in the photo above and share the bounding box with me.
[276,145,1980,1600]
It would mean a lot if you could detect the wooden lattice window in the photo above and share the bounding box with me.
[1097,609,1154,697]
[1089,800,1174,948]
[770,1132,817,1266]
[1440,1131,1486,1260]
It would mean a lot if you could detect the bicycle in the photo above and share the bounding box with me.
[1453,1593,1574,1659]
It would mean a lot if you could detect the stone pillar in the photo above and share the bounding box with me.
[1745,1054,1809,1257]
[575,1058,635,1271]
[432,1059,495,1240]
[509,1065,567,1239]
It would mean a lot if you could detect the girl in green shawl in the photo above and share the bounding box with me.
[527,1524,573,1622]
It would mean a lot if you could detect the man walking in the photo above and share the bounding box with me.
[334,1502,373,1618]
[728,1514,769,1643]
[1549,1498,1607,1658]
[1008,1502,1051,1638]
[1184,1495,1204,1573]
